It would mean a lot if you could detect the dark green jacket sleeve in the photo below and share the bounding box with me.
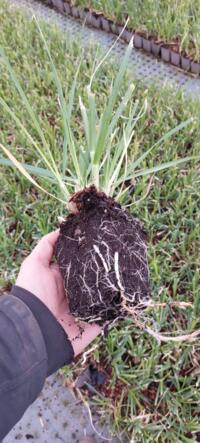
[0,286,74,440]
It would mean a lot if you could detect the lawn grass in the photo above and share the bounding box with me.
[75,0,200,60]
[0,2,200,442]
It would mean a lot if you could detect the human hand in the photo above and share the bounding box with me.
[16,231,101,356]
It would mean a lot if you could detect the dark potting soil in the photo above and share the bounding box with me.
[56,186,150,325]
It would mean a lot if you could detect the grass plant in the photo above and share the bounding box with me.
[0,2,200,441]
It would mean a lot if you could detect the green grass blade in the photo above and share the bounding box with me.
[67,120,84,186]
[0,47,56,169]
[133,156,200,178]
[0,156,77,185]
[0,97,70,196]
[0,46,69,197]
[0,143,66,203]
[102,86,137,187]
[107,126,135,195]
[79,88,98,156]
[126,117,194,175]
[35,17,82,182]
[93,40,133,164]
[34,18,68,165]
[89,19,130,88]
[63,55,83,174]
[66,58,82,121]
[87,87,98,158]
[0,157,56,182]
[78,99,92,182]
[87,88,99,185]
[79,87,99,185]
[79,96,90,147]
[108,83,136,137]
[115,156,200,186]
[104,99,147,192]
[0,97,55,175]
[78,146,89,185]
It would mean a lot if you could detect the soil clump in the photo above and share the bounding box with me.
[56,186,150,324]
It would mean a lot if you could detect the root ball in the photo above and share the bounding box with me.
[56,186,150,324]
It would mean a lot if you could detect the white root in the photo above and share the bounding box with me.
[114,251,124,291]
[101,240,112,271]
[145,327,200,343]
[81,343,99,365]
[60,214,200,344]
[60,217,151,324]
[64,262,72,290]
[146,301,193,309]
[93,244,109,273]
[57,216,65,223]
[119,300,200,344]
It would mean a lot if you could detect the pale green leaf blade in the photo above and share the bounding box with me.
[115,156,200,186]
[0,97,55,174]
[88,87,98,157]
[0,157,55,181]
[35,17,82,181]
[79,96,90,147]
[133,156,200,179]
[0,156,76,186]
[126,117,194,175]
[93,40,133,164]
[0,144,66,204]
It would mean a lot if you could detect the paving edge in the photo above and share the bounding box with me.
[39,0,199,77]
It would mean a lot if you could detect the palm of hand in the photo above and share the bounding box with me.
[50,264,101,356]
[16,231,101,356]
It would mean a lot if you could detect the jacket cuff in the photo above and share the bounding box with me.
[11,285,74,376]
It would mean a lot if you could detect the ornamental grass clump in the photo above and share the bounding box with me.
[0,20,195,325]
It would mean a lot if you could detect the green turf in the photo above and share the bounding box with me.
[0,2,200,442]
[75,0,200,60]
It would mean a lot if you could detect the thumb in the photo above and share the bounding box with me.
[30,230,60,266]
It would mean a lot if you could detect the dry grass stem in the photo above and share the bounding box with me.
[77,388,113,442]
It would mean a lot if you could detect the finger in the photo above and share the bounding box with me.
[50,263,60,272]
[30,230,60,266]
[50,263,63,282]
[50,264,69,305]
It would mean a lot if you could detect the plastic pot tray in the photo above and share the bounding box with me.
[40,0,200,76]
